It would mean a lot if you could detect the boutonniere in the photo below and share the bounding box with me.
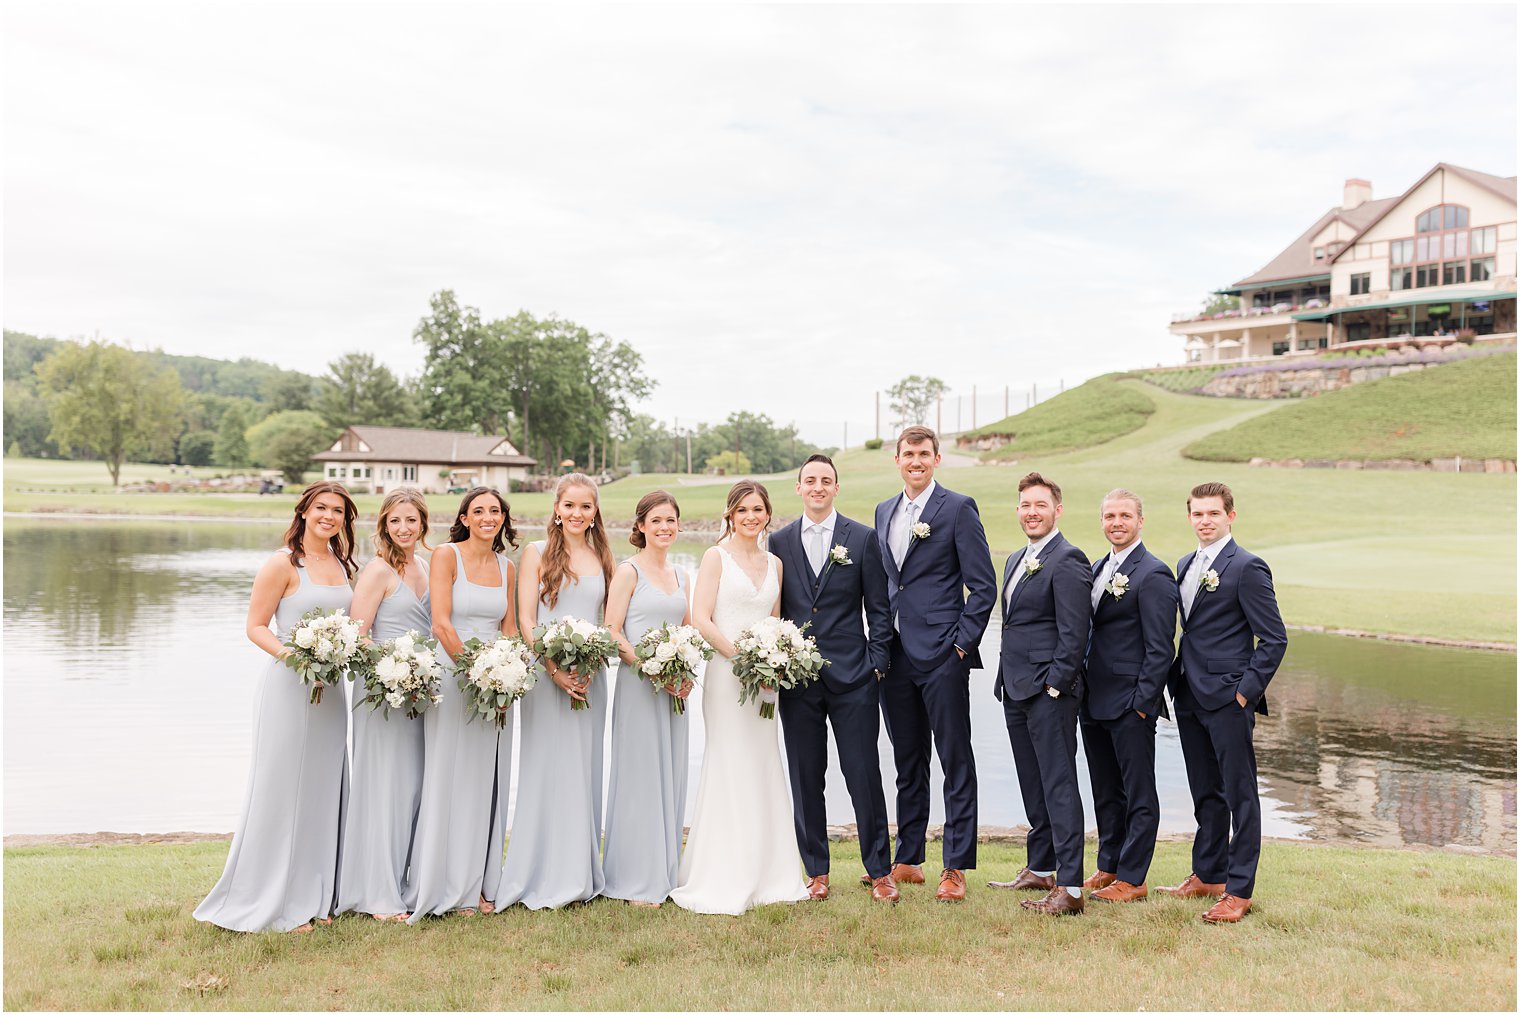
[1024,556,1043,577]
[1200,568,1220,592]
[910,522,931,542]
[1105,572,1129,599]
[828,544,851,566]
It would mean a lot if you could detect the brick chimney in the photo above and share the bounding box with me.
[1343,178,1372,210]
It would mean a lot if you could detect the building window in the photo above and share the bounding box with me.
[1390,239,1414,265]
[1347,323,1372,342]
[1327,241,1345,257]
[1272,341,1290,356]
[1442,263,1467,286]
[1415,264,1440,288]
[1471,227,1497,254]
[1471,257,1494,282]
[1390,267,1412,290]
[1313,246,1325,261]
[402,465,417,482]
[1417,204,1469,232]
[1350,273,1371,295]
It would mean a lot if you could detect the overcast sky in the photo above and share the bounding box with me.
[5,1,1515,446]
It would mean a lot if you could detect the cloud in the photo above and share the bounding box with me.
[4,2,1514,444]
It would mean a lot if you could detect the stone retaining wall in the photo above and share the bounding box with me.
[1248,456,1516,472]
[1203,360,1444,398]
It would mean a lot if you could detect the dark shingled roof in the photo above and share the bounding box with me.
[1230,196,1399,289]
[312,425,536,467]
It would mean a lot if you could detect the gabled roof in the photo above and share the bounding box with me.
[1230,195,1399,289]
[312,425,536,467]
[1328,162,1518,265]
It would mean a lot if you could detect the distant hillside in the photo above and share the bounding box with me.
[1182,351,1516,462]
[1127,364,1228,394]
[963,374,1156,459]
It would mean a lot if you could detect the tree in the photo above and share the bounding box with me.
[886,374,948,432]
[704,449,752,475]
[35,340,186,486]
[315,352,417,429]
[178,430,216,466]
[246,410,334,485]
[2,380,57,458]
[213,400,257,468]
[414,291,512,434]
[1201,293,1240,316]
[263,372,317,412]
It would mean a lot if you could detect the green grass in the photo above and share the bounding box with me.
[5,375,1515,643]
[3,840,1512,1010]
[1126,364,1229,394]
[961,374,1157,458]
[1183,352,1518,462]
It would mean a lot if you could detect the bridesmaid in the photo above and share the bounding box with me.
[337,489,432,922]
[194,481,358,933]
[406,487,518,922]
[601,491,692,906]
[496,472,616,910]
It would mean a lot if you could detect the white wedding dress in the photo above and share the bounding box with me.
[669,546,809,915]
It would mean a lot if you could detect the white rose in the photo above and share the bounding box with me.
[394,634,415,655]
[294,627,317,649]
[767,651,787,667]
[642,658,663,675]
[655,642,677,662]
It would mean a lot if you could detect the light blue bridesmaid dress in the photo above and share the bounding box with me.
[194,555,351,932]
[336,561,430,916]
[406,543,513,922]
[495,541,607,909]
[602,562,690,903]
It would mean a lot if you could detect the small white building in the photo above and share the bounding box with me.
[312,425,537,495]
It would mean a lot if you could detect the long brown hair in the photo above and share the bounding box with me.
[373,488,431,577]
[284,481,358,579]
[719,479,772,541]
[629,490,680,549]
[448,487,518,551]
[539,473,615,609]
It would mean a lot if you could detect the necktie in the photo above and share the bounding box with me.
[892,501,917,569]
[1092,554,1116,611]
[806,523,826,574]
[1181,550,1208,618]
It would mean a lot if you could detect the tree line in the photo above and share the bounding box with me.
[3,290,831,486]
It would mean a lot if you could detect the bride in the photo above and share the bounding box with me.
[669,480,810,915]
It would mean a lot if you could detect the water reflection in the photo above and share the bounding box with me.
[2,519,1513,854]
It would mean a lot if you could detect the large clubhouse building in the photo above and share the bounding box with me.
[312,425,537,495]
[1172,163,1516,362]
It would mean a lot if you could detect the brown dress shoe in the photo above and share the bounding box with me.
[1091,880,1148,903]
[936,868,967,902]
[1021,887,1085,916]
[1082,870,1116,891]
[1201,893,1251,923]
[1155,873,1226,899]
[891,863,926,885]
[870,875,900,903]
[806,874,829,901]
[988,867,1056,892]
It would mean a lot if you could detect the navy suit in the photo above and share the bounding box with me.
[775,513,894,879]
[1167,537,1287,899]
[1081,541,1177,886]
[874,483,997,870]
[995,531,1091,887]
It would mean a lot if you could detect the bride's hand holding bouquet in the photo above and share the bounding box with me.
[732,616,829,719]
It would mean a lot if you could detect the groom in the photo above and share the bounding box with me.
[776,455,898,903]
[875,425,997,902]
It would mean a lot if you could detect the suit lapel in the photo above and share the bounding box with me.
[876,497,901,585]
[1188,540,1237,619]
[900,486,946,571]
[1000,548,1024,624]
[812,516,847,603]
[1009,532,1063,615]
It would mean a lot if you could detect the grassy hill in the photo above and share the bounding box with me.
[962,374,1156,460]
[1183,351,1517,462]
[1127,364,1228,394]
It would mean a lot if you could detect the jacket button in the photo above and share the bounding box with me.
[812,607,818,614]
[898,584,904,591]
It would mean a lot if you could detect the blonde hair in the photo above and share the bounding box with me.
[539,473,615,609]
[373,488,431,576]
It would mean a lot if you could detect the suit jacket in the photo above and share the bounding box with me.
[1083,541,1177,721]
[875,484,997,671]
[774,513,892,693]
[1168,539,1288,715]
[996,531,1092,701]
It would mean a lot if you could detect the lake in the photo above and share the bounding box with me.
[3,518,1514,853]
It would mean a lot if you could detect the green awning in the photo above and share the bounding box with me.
[1216,273,1331,296]
[1292,290,1516,321]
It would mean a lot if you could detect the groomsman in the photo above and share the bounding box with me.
[874,426,997,902]
[1159,482,1287,923]
[987,472,1092,916]
[774,454,898,903]
[1080,489,1178,903]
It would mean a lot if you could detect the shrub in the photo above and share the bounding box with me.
[863,438,884,450]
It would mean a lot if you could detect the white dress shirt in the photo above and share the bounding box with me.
[1006,528,1060,610]
[1181,532,1233,617]
[802,509,837,575]
[1092,540,1140,611]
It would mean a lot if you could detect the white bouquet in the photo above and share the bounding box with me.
[731,616,829,719]
[454,636,537,729]
[633,623,713,715]
[355,630,442,720]
[282,607,365,704]
[531,617,618,712]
